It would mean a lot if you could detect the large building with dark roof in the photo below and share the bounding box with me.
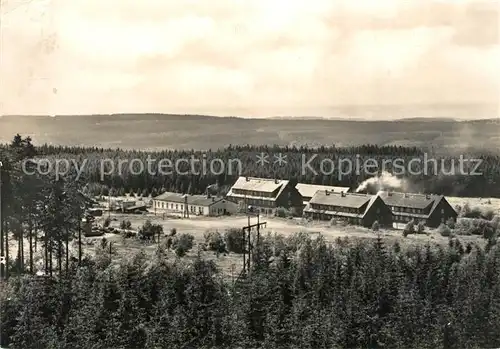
[303,190,393,228]
[295,183,350,207]
[378,191,457,228]
[152,192,238,217]
[226,176,303,215]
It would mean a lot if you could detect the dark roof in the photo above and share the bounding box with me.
[153,192,222,206]
[305,193,380,218]
[309,191,372,208]
[378,191,441,209]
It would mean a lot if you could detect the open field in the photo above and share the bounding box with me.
[8,210,489,279]
[446,196,500,216]
[1,113,499,151]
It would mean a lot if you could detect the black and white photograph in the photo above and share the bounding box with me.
[0,0,499,348]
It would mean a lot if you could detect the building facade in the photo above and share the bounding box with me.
[153,192,238,217]
[303,191,393,228]
[226,176,304,215]
[379,191,458,228]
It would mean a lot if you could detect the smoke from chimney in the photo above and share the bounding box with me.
[355,171,409,194]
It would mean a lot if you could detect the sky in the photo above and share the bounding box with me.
[0,0,498,117]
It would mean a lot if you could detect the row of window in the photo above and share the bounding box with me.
[392,206,423,214]
[155,201,204,214]
[232,189,274,198]
[311,204,359,214]
[309,213,362,225]
[245,198,274,207]
[395,215,415,223]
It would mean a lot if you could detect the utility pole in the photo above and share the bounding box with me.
[78,216,83,264]
[241,205,266,277]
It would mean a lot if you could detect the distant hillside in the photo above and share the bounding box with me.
[0,114,498,151]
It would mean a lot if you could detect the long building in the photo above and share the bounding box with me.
[152,192,238,217]
[226,176,303,215]
[303,190,393,228]
[295,183,350,207]
[378,191,457,228]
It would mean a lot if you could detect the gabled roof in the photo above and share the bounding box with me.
[378,191,440,209]
[230,176,289,193]
[309,191,372,208]
[153,192,223,206]
[305,192,383,219]
[296,183,350,199]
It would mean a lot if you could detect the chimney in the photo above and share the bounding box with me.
[212,197,215,202]
[275,178,279,184]
[207,192,211,199]
[245,176,249,181]
[388,191,393,197]
[404,193,409,198]
[425,194,430,199]
[325,190,330,195]
[341,191,346,197]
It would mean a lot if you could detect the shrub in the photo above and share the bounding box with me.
[371,221,380,232]
[460,203,471,217]
[103,217,111,228]
[204,230,226,253]
[482,209,495,221]
[491,215,500,228]
[165,236,173,250]
[138,220,163,240]
[446,217,456,229]
[437,223,452,237]
[483,224,497,240]
[416,221,425,234]
[225,228,245,254]
[173,233,194,257]
[120,220,132,230]
[169,228,177,237]
[275,207,290,218]
[461,204,482,219]
[403,220,415,237]
[454,219,472,235]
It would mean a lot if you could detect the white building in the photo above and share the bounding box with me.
[152,192,238,217]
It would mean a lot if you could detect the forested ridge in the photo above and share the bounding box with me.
[24,142,500,197]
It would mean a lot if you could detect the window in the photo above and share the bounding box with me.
[175,204,178,210]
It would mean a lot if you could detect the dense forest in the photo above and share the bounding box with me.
[1,134,500,348]
[1,234,500,349]
[21,141,500,198]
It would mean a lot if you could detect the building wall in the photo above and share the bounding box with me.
[153,200,205,216]
[304,197,392,228]
[275,183,304,215]
[427,198,458,228]
[362,197,393,228]
[153,199,238,217]
[207,200,238,216]
[226,194,277,215]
